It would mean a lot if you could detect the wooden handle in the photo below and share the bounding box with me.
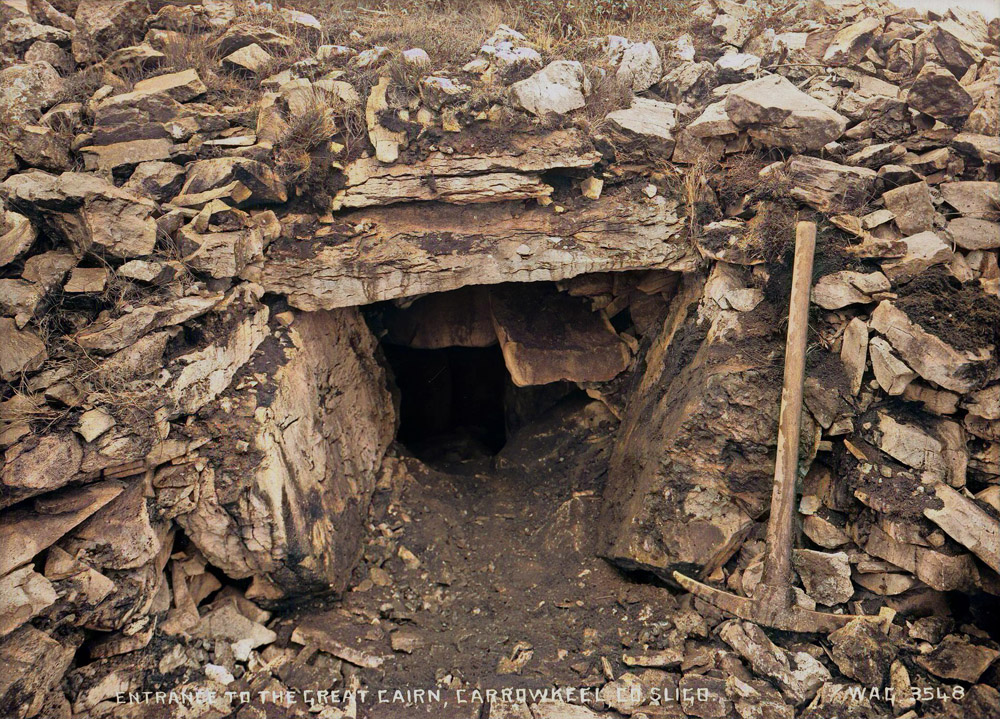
[759,222,816,603]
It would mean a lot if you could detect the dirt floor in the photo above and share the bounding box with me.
[279,396,691,717]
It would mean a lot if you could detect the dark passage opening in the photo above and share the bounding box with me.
[381,343,508,463]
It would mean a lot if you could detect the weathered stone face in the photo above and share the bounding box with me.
[173,308,395,598]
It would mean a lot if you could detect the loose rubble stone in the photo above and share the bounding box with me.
[616,41,661,92]
[793,549,853,605]
[1,171,158,258]
[906,64,974,124]
[510,61,590,117]
[0,318,46,380]
[725,75,848,151]
[823,17,882,66]
[720,621,830,705]
[0,62,64,127]
[882,181,936,235]
[828,619,896,685]
[915,634,999,683]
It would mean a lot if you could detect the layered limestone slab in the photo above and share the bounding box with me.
[490,284,631,386]
[245,190,694,310]
[332,128,600,209]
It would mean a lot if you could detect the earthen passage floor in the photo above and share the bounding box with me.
[287,399,683,704]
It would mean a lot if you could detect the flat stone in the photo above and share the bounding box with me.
[828,619,896,685]
[606,97,678,143]
[940,181,1000,219]
[880,232,953,284]
[63,266,108,293]
[0,318,46,380]
[812,271,889,309]
[786,155,876,213]
[793,549,854,605]
[490,284,631,386]
[945,217,1000,250]
[725,75,848,151]
[882,181,935,235]
[0,481,123,577]
[132,69,207,102]
[915,634,999,683]
[222,43,274,74]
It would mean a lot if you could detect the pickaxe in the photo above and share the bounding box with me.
[673,221,866,633]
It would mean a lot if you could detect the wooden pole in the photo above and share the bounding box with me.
[756,221,816,622]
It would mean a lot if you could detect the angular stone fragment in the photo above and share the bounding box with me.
[906,64,974,124]
[882,181,935,235]
[947,217,1000,250]
[0,210,36,267]
[0,567,56,637]
[719,621,830,705]
[881,231,953,284]
[828,619,896,685]
[725,75,848,151]
[73,292,221,353]
[177,224,264,279]
[63,266,108,293]
[490,284,631,386]
[940,181,999,219]
[0,626,77,719]
[0,279,43,318]
[190,603,276,661]
[915,635,999,683]
[868,336,916,395]
[0,318,46,380]
[932,20,984,71]
[0,481,123,577]
[606,97,678,145]
[812,271,889,309]
[823,17,882,66]
[870,300,992,394]
[122,161,186,202]
[222,43,274,74]
[0,62,64,127]
[510,61,589,117]
[177,157,286,206]
[793,549,853,605]
[785,156,876,213]
[72,0,148,62]
[840,317,867,396]
[0,171,157,259]
[616,41,660,92]
[80,138,175,173]
[922,482,1000,572]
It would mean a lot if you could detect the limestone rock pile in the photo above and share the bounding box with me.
[0,0,997,716]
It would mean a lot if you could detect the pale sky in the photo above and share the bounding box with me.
[890,0,1000,19]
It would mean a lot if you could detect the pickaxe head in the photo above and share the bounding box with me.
[673,571,866,634]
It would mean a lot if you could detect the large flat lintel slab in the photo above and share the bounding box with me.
[244,190,695,310]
